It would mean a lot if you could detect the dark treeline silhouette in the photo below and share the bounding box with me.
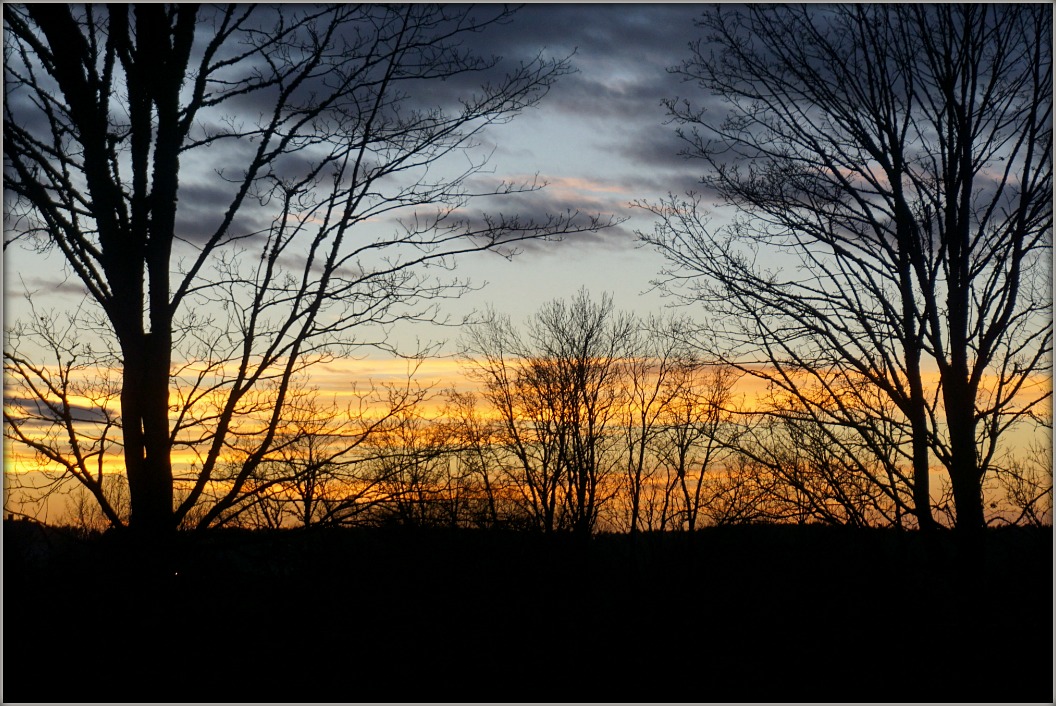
[5,4,1049,539]
[5,5,1050,537]
[5,517,1051,703]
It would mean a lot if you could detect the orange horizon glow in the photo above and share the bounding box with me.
[4,355,1050,483]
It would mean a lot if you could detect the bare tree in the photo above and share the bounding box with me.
[441,390,507,528]
[4,301,125,527]
[697,452,776,527]
[620,322,742,534]
[196,369,434,529]
[530,291,633,535]
[363,396,447,527]
[655,362,739,531]
[702,373,919,530]
[461,290,632,535]
[732,407,914,528]
[620,314,690,535]
[4,5,613,534]
[639,4,1052,532]
[988,435,1053,528]
[460,308,563,532]
[65,475,130,535]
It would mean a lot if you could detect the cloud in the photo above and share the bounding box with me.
[436,180,638,255]
[5,273,90,300]
[173,171,273,246]
[5,396,113,426]
[468,5,705,63]
[468,5,708,102]
[6,4,733,322]
[456,6,726,207]
[172,5,719,247]
[199,6,564,131]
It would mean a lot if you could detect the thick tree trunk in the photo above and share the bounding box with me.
[945,389,984,531]
[950,464,985,530]
[123,334,175,534]
[904,318,934,532]
[119,4,188,534]
[943,264,984,532]
[908,402,934,531]
[894,191,936,532]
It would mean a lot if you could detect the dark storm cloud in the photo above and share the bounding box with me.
[465,4,710,109]
[468,5,706,65]
[612,128,716,199]
[201,5,556,124]
[184,5,716,201]
[250,4,719,155]
[173,129,280,245]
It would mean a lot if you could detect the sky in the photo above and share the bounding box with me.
[2,4,729,508]
[413,3,713,334]
[3,3,716,361]
[334,3,723,355]
[5,4,1050,408]
[3,4,1050,526]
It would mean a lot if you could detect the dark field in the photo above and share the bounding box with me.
[5,521,1052,703]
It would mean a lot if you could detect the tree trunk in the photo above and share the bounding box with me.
[946,387,984,530]
[121,4,188,534]
[908,400,934,531]
[628,471,641,538]
[123,333,175,534]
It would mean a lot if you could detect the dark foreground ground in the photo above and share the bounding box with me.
[4,521,1052,703]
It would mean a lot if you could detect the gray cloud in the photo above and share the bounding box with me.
[174,147,275,245]
[441,183,638,255]
[468,5,706,63]
[5,396,113,425]
[173,5,717,243]
[9,5,723,284]
[4,275,91,301]
[466,6,724,204]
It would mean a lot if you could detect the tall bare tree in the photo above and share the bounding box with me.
[619,315,741,534]
[530,291,633,535]
[461,290,632,535]
[442,390,506,528]
[655,362,738,531]
[4,5,612,533]
[639,4,1052,532]
[620,315,688,535]
[198,370,434,529]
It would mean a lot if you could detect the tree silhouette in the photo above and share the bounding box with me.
[4,5,612,534]
[200,370,434,529]
[461,290,632,535]
[619,315,692,535]
[619,317,740,533]
[639,4,1052,532]
[440,390,509,528]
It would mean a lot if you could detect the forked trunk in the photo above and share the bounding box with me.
[122,333,175,535]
